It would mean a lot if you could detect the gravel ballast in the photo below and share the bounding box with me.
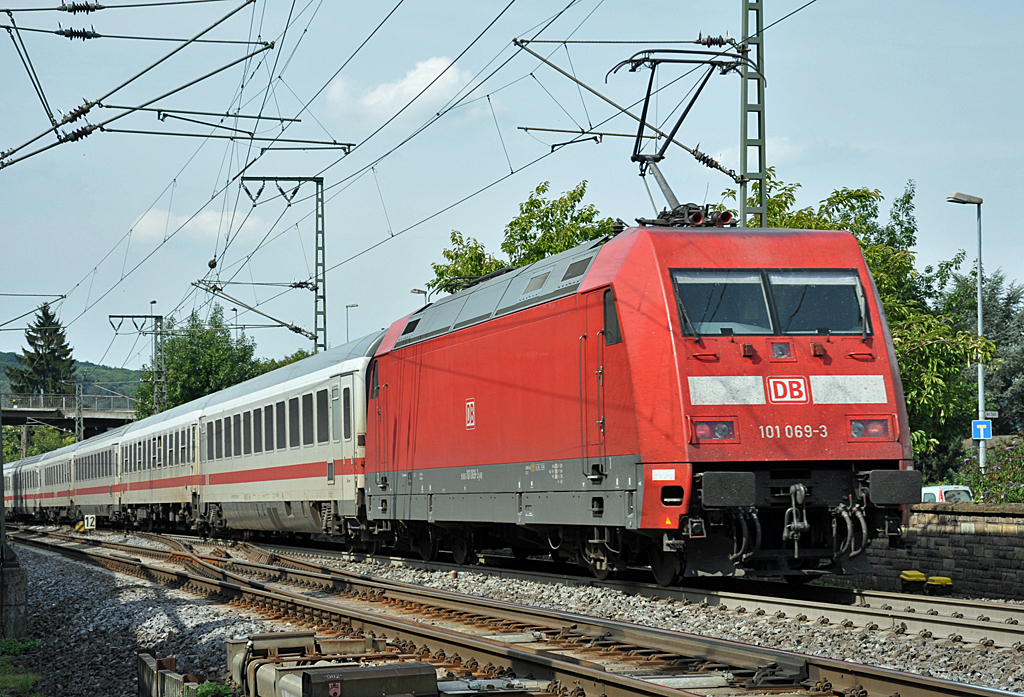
[15,542,273,697]
[12,534,1024,694]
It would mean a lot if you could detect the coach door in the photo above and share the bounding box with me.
[581,289,608,480]
[329,373,356,494]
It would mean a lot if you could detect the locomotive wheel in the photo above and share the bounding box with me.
[586,559,617,582]
[451,535,473,566]
[511,546,531,562]
[416,530,439,562]
[648,546,682,587]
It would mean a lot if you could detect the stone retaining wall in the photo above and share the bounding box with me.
[845,503,1024,599]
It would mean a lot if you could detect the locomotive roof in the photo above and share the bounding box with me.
[3,330,385,472]
[393,236,607,349]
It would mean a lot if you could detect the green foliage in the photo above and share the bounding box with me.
[728,171,994,460]
[0,639,39,657]
[954,437,1024,503]
[3,304,75,395]
[0,353,141,399]
[135,305,262,418]
[427,231,506,292]
[428,181,613,292]
[0,637,41,696]
[192,681,232,697]
[2,427,21,465]
[257,348,313,375]
[499,181,614,266]
[2,425,75,463]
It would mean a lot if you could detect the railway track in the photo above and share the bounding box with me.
[9,526,1019,697]
[227,537,1024,651]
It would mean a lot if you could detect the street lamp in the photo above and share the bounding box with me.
[411,288,428,305]
[947,191,985,472]
[230,307,238,341]
[345,303,358,342]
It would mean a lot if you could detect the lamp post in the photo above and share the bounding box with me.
[231,307,238,341]
[947,191,985,472]
[410,288,428,305]
[345,303,358,342]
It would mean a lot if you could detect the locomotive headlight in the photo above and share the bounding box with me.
[694,420,735,441]
[850,419,890,439]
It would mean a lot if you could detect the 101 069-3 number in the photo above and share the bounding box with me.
[759,424,828,439]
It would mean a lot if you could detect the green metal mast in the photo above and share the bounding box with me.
[739,0,767,228]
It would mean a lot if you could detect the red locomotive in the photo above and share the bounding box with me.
[364,222,919,583]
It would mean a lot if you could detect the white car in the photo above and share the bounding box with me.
[921,485,973,503]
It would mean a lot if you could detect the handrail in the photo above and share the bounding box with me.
[0,392,137,411]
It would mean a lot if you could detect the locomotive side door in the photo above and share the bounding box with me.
[581,289,608,479]
[369,358,396,520]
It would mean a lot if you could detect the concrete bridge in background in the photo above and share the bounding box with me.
[0,392,136,441]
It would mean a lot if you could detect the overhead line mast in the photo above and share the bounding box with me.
[739,0,767,228]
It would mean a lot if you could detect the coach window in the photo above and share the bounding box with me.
[302,393,315,446]
[143,440,149,470]
[343,387,352,441]
[164,434,169,467]
[206,425,213,462]
[233,414,242,456]
[243,412,252,455]
[331,388,341,443]
[290,397,301,448]
[275,402,286,449]
[316,390,329,444]
[215,419,223,459]
[224,416,233,458]
[265,405,275,452]
[253,409,262,454]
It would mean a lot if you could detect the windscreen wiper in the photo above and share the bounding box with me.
[674,292,701,343]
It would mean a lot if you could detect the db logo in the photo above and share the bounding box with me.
[766,376,810,404]
[466,398,476,430]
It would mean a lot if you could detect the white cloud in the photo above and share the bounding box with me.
[328,57,471,117]
[130,208,265,244]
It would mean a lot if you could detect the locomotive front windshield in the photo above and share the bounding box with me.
[672,268,868,337]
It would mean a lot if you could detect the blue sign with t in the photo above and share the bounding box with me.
[972,420,993,440]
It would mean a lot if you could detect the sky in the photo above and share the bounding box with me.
[1,1,1019,380]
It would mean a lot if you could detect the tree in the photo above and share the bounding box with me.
[941,269,1024,435]
[727,171,994,465]
[135,305,261,418]
[4,304,75,394]
[428,181,613,291]
[257,348,313,375]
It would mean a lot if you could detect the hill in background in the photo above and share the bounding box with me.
[0,352,141,398]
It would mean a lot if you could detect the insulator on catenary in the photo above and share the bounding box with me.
[692,148,723,169]
[56,25,100,40]
[63,103,92,123]
[60,125,95,143]
[60,2,104,14]
[696,33,728,47]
